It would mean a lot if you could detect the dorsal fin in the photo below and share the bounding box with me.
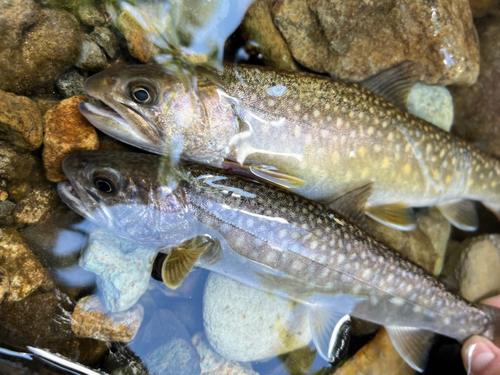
[325,183,373,227]
[385,326,434,372]
[437,200,478,232]
[362,62,419,109]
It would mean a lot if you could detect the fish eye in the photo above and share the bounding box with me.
[92,169,121,195]
[130,85,155,104]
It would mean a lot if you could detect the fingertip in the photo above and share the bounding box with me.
[462,336,500,375]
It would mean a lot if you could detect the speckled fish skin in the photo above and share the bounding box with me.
[58,150,500,352]
[80,64,500,214]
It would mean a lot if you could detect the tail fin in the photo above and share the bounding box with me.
[479,304,500,347]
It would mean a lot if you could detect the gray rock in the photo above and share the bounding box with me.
[71,295,144,342]
[0,0,37,52]
[90,26,119,59]
[75,34,108,71]
[77,4,110,27]
[171,300,203,334]
[55,68,87,98]
[79,229,158,312]
[203,272,311,362]
[0,200,15,218]
[407,83,454,132]
[192,332,258,375]
[0,266,9,304]
[456,234,500,302]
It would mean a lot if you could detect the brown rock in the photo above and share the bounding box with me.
[116,9,153,63]
[240,0,298,71]
[0,266,9,304]
[0,90,43,151]
[0,229,50,301]
[451,16,500,159]
[456,234,500,302]
[0,291,108,365]
[367,208,451,275]
[72,295,144,342]
[335,328,414,375]
[77,3,111,27]
[192,332,259,375]
[272,0,479,86]
[0,141,36,182]
[43,95,99,182]
[11,184,58,225]
[0,0,38,52]
[0,8,81,95]
[469,0,499,17]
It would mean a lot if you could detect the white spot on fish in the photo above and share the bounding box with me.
[266,85,287,97]
[390,297,405,306]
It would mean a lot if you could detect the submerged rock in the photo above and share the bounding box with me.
[0,266,9,304]
[0,8,81,95]
[0,0,38,52]
[77,3,110,27]
[0,141,36,182]
[55,68,88,98]
[11,184,58,225]
[79,229,157,312]
[71,295,144,342]
[407,83,454,132]
[272,0,479,86]
[76,34,109,72]
[116,9,153,63]
[203,272,311,362]
[451,16,500,159]
[0,229,51,301]
[90,26,119,60]
[334,328,414,375]
[42,95,99,183]
[455,234,500,302]
[0,88,43,151]
[469,0,500,17]
[192,332,258,375]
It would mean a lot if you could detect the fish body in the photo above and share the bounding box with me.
[79,64,500,230]
[58,150,500,371]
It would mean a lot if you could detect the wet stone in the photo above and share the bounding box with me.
[334,328,414,375]
[171,299,203,334]
[55,68,87,98]
[469,0,500,17]
[42,95,99,183]
[117,9,153,63]
[11,184,58,225]
[0,141,36,182]
[75,34,108,72]
[0,290,108,365]
[0,0,38,52]
[0,8,81,95]
[407,83,454,132]
[0,266,9,304]
[0,200,15,218]
[203,272,311,362]
[0,89,43,151]
[77,3,110,27]
[192,332,259,375]
[272,0,479,86]
[131,309,200,375]
[0,229,50,302]
[456,234,500,302]
[72,295,144,342]
[451,16,500,159]
[90,26,119,59]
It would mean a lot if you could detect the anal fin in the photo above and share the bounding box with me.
[161,235,218,289]
[437,200,478,231]
[365,203,417,231]
[309,306,352,365]
[385,326,434,373]
[325,183,373,228]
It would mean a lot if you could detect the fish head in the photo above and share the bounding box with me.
[57,150,196,248]
[79,64,210,156]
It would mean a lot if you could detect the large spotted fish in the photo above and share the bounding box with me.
[78,63,500,231]
[58,150,500,373]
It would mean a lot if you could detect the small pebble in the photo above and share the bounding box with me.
[75,34,108,71]
[77,4,110,27]
[55,68,87,98]
[90,26,119,59]
[407,83,454,132]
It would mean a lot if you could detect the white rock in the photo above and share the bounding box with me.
[203,272,311,362]
[79,229,158,312]
[407,83,454,131]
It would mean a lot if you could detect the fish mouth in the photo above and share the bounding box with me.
[79,101,164,149]
[57,182,90,219]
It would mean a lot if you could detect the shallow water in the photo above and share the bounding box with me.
[1,1,500,374]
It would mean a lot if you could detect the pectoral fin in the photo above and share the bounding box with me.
[161,235,218,289]
[385,326,434,372]
[249,165,307,189]
[365,203,417,231]
[362,61,418,109]
[437,200,478,231]
[309,306,352,365]
[325,183,373,228]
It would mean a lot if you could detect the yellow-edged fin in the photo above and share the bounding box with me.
[161,236,216,289]
[365,203,417,231]
[437,200,478,231]
[361,61,418,109]
[385,326,434,372]
[249,165,307,189]
[324,183,373,228]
